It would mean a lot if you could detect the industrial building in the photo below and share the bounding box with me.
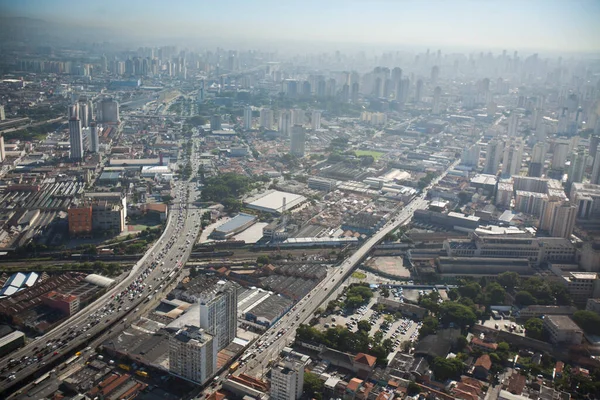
[543,315,583,345]
[245,190,307,215]
[210,213,257,240]
[0,330,25,358]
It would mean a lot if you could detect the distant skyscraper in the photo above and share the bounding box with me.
[311,110,321,130]
[432,86,442,115]
[415,79,423,103]
[243,106,253,130]
[259,108,273,130]
[568,149,588,185]
[484,139,504,175]
[591,148,600,185]
[99,98,119,124]
[551,142,569,170]
[90,122,99,153]
[210,114,222,131]
[501,139,523,178]
[169,325,217,385]
[507,112,518,137]
[199,281,237,351]
[279,110,292,136]
[528,142,546,177]
[69,107,84,161]
[0,105,5,121]
[392,67,403,83]
[431,65,440,84]
[462,144,481,166]
[291,109,304,126]
[198,80,205,102]
[0,136,5,162]
[290,125,306,157]
[351,82,359,103]
[398,78,410,103]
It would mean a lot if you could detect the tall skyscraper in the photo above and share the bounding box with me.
[550,202,577,239]
[99,98,120,124]
[551,142,569,170]
[568,149,588,185]
[243,106,253,130]
[415,79,423,103]
[501,139,523,178]
[462,144,481,166]
[210,114,222,131]
[507,112,518,137]
[0,136,5,162]
[291,109,305,126]
[432,86,442,115]
[311,110,321,130]
[591,148,600,185]
[270,357,307,400]
[290,125,306,157]
[279,110,292,136]
[431,65,440,84]
[90,122,99,153]
[0,105,5,121]
[69,106,84,160]
[169,325,217,385]
[199,281,237,351]
[351,82,359,103]
[528,142,546,177]
[259,108,274,130]
[484,139,504,175]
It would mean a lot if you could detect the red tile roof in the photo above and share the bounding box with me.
[347,378,363,392]
[474,354,492,370]
[354,352,377,367]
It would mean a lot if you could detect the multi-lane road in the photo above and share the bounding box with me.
[238,159,459,378]
[0,139,204,395]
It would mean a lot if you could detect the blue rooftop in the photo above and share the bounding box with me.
[215,213,257,234]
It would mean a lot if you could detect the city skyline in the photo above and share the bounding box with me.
[1,0,599,53]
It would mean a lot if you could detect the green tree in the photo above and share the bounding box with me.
[357,320,371,332]
[407,382,421,396]
[380,287,390,298]
[439,302,477,329]
[515,290,536,306]
[419,316,439,338]
[486,282,506,304]
[458,281,482,301]
[431,357,464,381]
[524,318,544,340]
[497,271,520,292]
[256,255,270,265]
[572,310,600,335]
[303,372,324,397]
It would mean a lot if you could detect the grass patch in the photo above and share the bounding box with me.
[351,271,367,279]
[355,150,384,160]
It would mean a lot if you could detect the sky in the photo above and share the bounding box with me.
[1,0,599,53]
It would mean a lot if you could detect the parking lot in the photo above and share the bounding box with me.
[318,289,423,359]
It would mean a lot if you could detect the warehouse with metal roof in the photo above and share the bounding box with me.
[245,190,307,215]
[84,274,115,288]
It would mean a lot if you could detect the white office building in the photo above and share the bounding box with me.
[311,110,321,130]
[259,108,274,130]
[484,139,504,175]
[169,325,217,385]
[501,139,523,178]
[279,110,292,136]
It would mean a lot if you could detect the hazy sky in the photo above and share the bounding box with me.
[1,0,599,52]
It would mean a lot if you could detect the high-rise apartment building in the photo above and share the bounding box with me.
[99,98,120,124]
[311,110,321,130]
[290,125,306,158]
[0,136,5,162]
[69,107,84,161]
[259,108,273,130]
[484,139,504,175]
[568,149,588,185]
[270,358,307,400]
[462,144,481,167]
[550,202,577,239]
[552,142,569,170]
[501,139,523,178]
[90,122,99,153]
[0,105,5,120]
[528,142,546,177]
[507,113,518,137]
[169,326,217,385]
[243,106,253,130]
[210,114,222,131]
[431,65,440,84]
[199,280,238,351]
[432,86,442,114]
[415,79,423,103]
[279,110,292,136]
[591,148,600,185]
